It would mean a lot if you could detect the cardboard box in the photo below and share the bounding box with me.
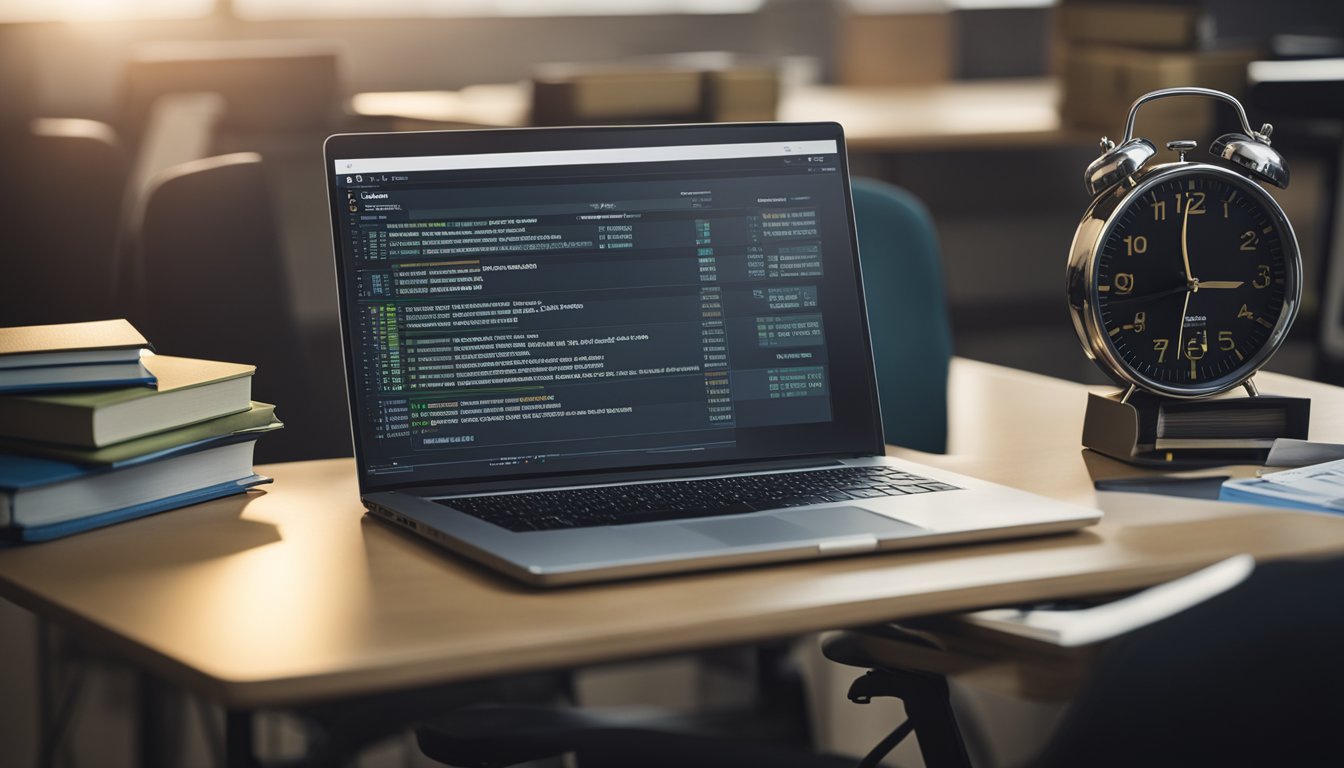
[532,67,703,125]
[702,67,780,124]
[836,12,954,85]
[1058,2,1211,50]
[1059,44,1260,141]
[530,59,779,125]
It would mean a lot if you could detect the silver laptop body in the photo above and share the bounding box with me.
[324,122,1100,586]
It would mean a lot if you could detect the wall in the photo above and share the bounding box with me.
[0,3,835,127]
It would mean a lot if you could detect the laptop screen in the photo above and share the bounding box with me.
[326,123,883,492]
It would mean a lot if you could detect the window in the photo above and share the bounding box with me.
[0,0,212,22]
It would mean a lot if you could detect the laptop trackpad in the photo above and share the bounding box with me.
[686,506,923,547]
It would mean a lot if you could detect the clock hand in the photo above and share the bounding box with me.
[1176,289,1192,361]
[1181,201,1196,283]
[1193,280,1244,290]
[1106,283,1190,304]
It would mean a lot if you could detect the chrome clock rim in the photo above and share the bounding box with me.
[1067,162,1302,398]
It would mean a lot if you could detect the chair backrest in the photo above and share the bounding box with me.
[851,177,952,453]
[136,151,295,349]
[134,152,320,462]
[0,119,126,326]
[115,92,229,305]
[1034,554,1344,767]
[123,92,227,229]
[124,39,344,138]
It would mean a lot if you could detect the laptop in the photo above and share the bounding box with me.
[323,122,1100,586]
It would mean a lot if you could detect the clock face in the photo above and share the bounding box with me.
[1092,167,1295,395]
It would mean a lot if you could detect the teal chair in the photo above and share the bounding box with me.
[851,177,952,454]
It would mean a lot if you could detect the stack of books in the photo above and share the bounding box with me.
[1056,0,1260,139]
[0,320,282,542]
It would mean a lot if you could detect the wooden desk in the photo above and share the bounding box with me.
[349,79,1080,152]
[3,359,1344,720]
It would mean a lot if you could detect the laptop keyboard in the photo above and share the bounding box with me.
[439,466,960,532]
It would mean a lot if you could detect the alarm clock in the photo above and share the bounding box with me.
[1066,87,1302,399]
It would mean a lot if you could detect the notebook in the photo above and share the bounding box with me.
[323,122,1100,586]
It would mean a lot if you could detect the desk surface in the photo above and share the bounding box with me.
[3,359,1344,708]
[349,79,1075,152]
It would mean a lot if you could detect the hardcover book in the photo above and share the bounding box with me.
[0,319,150,367]
[0,402,280,465]
[0,434,271,542]
[0,355,254,448]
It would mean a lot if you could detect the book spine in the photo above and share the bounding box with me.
[0,399,95,446]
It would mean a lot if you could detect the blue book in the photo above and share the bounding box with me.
[0,319,155,394]
[0,360,155,394]
[0,433,271,542]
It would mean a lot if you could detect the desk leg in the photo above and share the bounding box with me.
[137,673,180,768]
[225,709,256,768]
[36,621,53,768]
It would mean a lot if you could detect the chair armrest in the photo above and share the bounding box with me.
[822,625,1103,701]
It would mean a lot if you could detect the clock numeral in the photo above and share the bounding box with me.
[1175,191,1206,215]
[1122,311,1146,333]
[1153,338,1170,363]
[1152,200,1167,221]
[1240,230,1259,251]
[1114,273,1135,294]
[1253,264,1271,289]
[1218,330,1236,352]
[1185,330,1207,361]
[1122,235,1148,256]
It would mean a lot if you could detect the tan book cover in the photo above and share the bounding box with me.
[0,319,149,369]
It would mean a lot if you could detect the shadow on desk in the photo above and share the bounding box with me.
[12,491,279,569]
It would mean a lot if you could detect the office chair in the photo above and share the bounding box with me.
[123,39,348,355]
[0,118,127,326]
[414,178,955,767]
[132,152,350,462]
[123,39,344,141]
[851,177,952,454]
[823,553,1344,768]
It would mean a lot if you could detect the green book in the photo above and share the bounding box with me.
[0,402,280,465]
[0,355,255,448]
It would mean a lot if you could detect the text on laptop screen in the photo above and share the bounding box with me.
[331,128,881,487]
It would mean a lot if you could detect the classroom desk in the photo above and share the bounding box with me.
[4,358,1344,763]
[349,78,1079,152]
